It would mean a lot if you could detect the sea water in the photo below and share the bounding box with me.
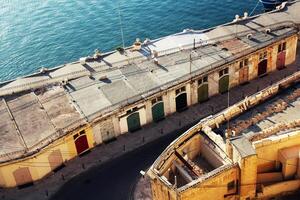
[0,0,263,82]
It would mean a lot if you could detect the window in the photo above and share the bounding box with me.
[80,130,85,135]
[73,133,79,140]
[259,51,267,61]
[126,107,138,114]
[219,68,229,77]
[198,76,208,85]
[239,58,249,69]
[278,42,286,53]
[152,96,163,105]
[227,180,235,191]
[175,86,186,95]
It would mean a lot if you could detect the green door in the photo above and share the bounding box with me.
[127,112,141,132]
[198,83,209,103]
[219,75,229,94]
[152,102,165,122]
[176,93,187,112]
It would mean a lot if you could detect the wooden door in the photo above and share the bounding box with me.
[198,84,209,103]
[276,51,286,70]
[176,93,187,112]
[258,60,267,76]
[100,119,116,143]
[152,102,165,122]
[48,150,64,171]
[74,134,89,155]
[13,167,33,187]
[239,66,249,84]
[219,75,229,94]
[127,112,141,132]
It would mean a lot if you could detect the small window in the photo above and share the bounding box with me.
[283,42,286,51]
[176,87,186,95]
[239,61,243,69]
[259,51,267,61]
[152,96,163,105]
[219,70,223,77]
[157,96,163,102]
[278,42,286,53]
[239,59,249,69]
[219,68,228,77]
[126,107,138,114]
[80,130,85,135]
[198,76,208,85]
[224,68,229,74]
[244,58,249,66]
[227,181,235,191]
[73,133,79,140]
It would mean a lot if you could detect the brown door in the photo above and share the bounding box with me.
[13,167,33,187]
[258,60,267,76]
[48,150,64,171]
[239,66,249,84]
[276,51,286,70]
[75,134,89,155]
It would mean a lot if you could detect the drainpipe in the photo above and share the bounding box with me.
[297,151,300,179]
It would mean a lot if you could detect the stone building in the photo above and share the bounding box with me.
[0,1,300,188]
[147,69,300,200]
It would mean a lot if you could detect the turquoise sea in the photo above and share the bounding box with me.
[0,0,263,82]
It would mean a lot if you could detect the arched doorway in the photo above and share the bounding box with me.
[239,59,249,84]
[152,102,165,122]
[258,60,267,76]
[176,93,187,112]
[13,167,33,188]
[127,112,141,132]
[100,119,116,143]
[277,52,286,70]
[198,83,208,103]
[74,130,89,155]
[277,42,286,70]
[48,150,64,171]
[219,75,229,94]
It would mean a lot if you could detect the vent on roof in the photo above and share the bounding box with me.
[265,28,271,34]
[61,79,68,86]
[93,49,101,59]
[233,14,240,22]
[39,67,48,74]
[222,47,229,51]
[80,57,87,65]
[143,38,151,45]
[247,34,253,39]
[99,75,108,81]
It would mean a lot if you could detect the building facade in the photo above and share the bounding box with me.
[0,2,299,188]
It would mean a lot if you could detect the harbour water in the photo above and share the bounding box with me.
[0,0,263,82]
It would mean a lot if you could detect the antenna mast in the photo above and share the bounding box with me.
[118,1,125,49]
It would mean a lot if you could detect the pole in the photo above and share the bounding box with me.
[189,53,192,76]
[118,0,125,49]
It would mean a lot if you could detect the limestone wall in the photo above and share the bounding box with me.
[0,125,94,188]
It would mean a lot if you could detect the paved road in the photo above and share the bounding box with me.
[51,125,189,200]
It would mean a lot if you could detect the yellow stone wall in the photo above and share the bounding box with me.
[285,35,298,65]
[0,126,94,188]
[151,178,177,200]
[179,166,239,200]
[255,131,300,172]
[239,155,258,200]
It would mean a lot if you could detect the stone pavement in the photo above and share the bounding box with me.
[0,63,299,200]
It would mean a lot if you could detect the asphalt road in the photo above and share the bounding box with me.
[51,125,189,200]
